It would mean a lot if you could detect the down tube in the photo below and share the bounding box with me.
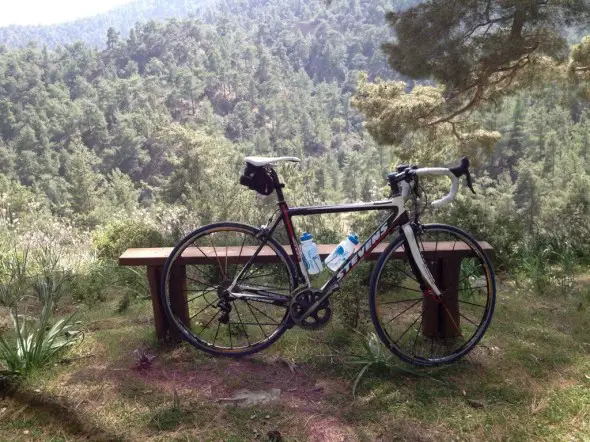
[322,209,409,290]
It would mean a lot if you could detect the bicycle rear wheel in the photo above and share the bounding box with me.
[161,222,297,356]
[369,224,496,366]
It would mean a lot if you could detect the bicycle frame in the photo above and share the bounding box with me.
[279,198,408,287]
[230,168,423,310]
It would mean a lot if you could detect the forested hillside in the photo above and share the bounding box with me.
[0,0,588,271]
[0,2,589,437]
[0,0,407,228]
[0,0,212,48]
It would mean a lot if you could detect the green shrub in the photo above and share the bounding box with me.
[93,220,168,261]
[519,236,553,295]
[66,261,148,306]
[0,248,30,308]
[435,176,525,271]
[335,262,376,329]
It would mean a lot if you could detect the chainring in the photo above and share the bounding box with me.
[289,288,332,330]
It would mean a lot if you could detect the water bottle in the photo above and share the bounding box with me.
[300,232,323,275]
[325,233,359,272]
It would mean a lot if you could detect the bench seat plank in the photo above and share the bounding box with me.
[119,241,493,266]
[119,241,494,341]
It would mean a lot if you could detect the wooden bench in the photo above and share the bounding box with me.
[119,242,493,341]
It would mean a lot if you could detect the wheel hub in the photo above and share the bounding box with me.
[216,280,233,324]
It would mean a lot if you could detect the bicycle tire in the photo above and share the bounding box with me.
[369,224,496,366]
[161,222,297,357]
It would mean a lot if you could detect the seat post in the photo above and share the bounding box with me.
[268,168,286,203]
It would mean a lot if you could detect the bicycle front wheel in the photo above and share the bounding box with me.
[161,222,297,357]
[369,224,496,366]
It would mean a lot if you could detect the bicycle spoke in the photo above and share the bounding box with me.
[433,232,440,263]
[187,243,219,280]
[225,242,229,278]
[442,269,481,296]
[411,305,427,356]
[242,263,273,281]
[390,285,422,293]
[394,265,420,284]
[186,288,216,304]
[380,297,422,305]
[187,268,216,284]
[457,285,488,291]
[186,286,216,293]
[233,302,250,346]
[245,300,268,339]
[394,311,423,344]
[241,270,282,282]
[458,311,479,327]
[209,235,226,280]
[441,303,462,335]
[212,321,221,347]
[198,310,220,335]
[190,298,218,321]
[385,299,422,325]
[244,300,282,324]
[232,234,247,280]
[458,299,487,308]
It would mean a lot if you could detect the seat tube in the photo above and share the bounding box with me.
[279,201,309,285]
[269,168,309,285]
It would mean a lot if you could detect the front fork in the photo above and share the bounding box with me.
[401,223,442,297]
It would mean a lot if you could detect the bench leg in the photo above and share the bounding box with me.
[169,265,191,335]
[422,258,461,339]
[438,257,461,338]
[147,266,167,340]
[146,265,190,341]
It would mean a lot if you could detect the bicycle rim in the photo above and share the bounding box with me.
[369,224,496,366]
[161,222,296,356]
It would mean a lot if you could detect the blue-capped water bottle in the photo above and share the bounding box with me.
[300,232,323,275]
[325,233,359,272]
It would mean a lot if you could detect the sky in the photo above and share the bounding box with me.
[0,0,136,26]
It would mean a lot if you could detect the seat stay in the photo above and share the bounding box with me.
[227,212,294,290]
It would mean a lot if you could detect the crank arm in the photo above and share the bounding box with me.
[300,285,339,319]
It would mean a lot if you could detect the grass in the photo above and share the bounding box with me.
[0,276,589,441]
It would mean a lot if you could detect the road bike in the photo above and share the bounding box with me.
[161,156,496,366]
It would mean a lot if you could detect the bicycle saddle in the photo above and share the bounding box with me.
[244,156,301,167]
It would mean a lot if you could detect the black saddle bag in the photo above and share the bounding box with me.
[239,163,275,195]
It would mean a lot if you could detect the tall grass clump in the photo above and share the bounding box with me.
[0,245,82,382]
[518,234,580,297]
[0,295,81,377]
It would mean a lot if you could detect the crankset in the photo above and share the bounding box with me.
[289,288,332,330]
